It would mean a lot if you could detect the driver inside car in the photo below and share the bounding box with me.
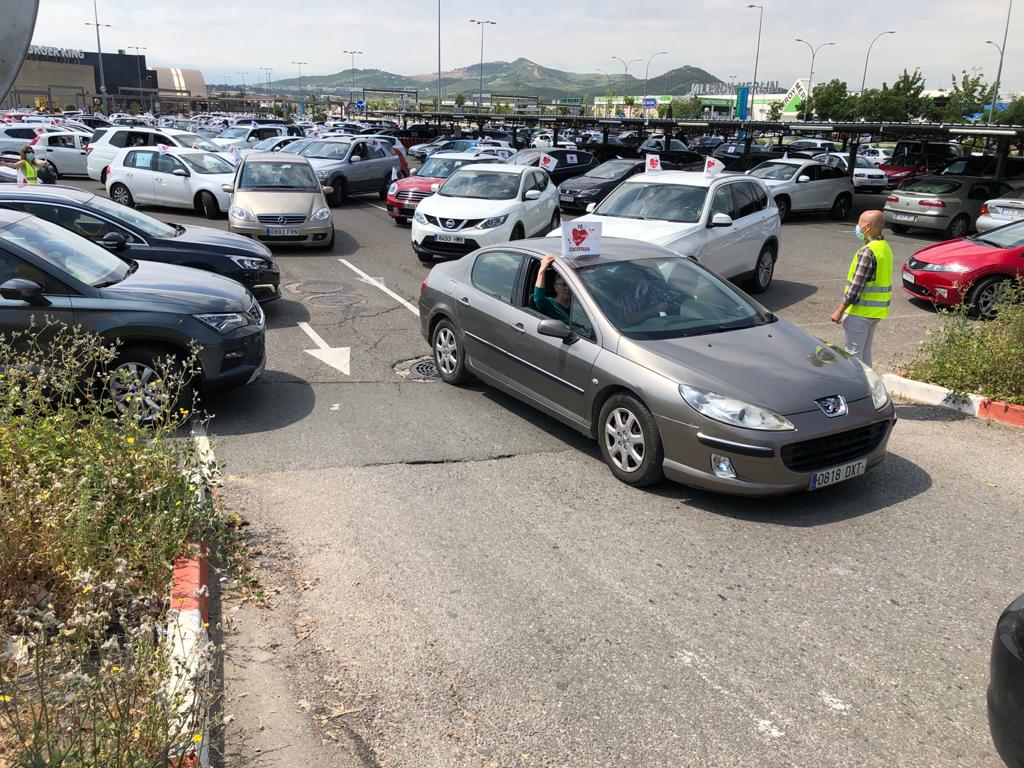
[533,254,571,324]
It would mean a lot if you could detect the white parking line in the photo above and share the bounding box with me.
[338,258,420,316]
[362,201,389,213]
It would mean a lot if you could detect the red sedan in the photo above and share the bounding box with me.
[901,220,1024,319]
[385,152,500,225]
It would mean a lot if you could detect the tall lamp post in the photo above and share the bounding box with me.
[436,0,442,112]
[795,38,836,121]
[292,61,308,115]
[238,71,248,112]
[596,68,612,116]
[729,75,737,118]
[469,19,497,111]
[85,0,111,114]
[259,67,273,109]
[343,50,362,109]
[747,4,764,120]
[860,30,896,92]
[988,0,1013,125]
[611,55,641,106]
[129,45,146,110]
[642,51,668,118]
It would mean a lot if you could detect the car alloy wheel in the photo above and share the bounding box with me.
[431,320,470,384]
[971,276,1013,320]
[775,197,789,221]
[947,214,970,239]
[110,183,134,207]
[750,246,775,294]
[108,360,171,422]
[605,407,645,473]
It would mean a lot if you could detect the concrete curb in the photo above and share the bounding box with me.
[882,373,1024,429]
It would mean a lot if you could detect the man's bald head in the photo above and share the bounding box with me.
[858,209,884,239]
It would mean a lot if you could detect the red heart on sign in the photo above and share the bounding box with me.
[541,156,550,165]
[649,157,658,169]
[571,226,589,246]
[705,158,714,171]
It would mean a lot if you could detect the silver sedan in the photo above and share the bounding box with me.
[419,237,896,496]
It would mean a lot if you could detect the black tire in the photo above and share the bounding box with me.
[110,183,135,208]
[549,208,560,232]
[107,345,195,424]
[775,196,790,222]
[597,393,664,486]
[890,223,910,234]
[967,275,1014,320]
[378,178,389,200]
[395,216,408,226]
[317,227,335,251]
[510,222,525,241]
[431,319,471,385]
[197,190,220,219]
[100,167,107,184]
[945,214,970,240]
[747,243,776,294]
[829,193,852,220]
[327,178,345,207]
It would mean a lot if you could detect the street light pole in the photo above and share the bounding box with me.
[292,61,308,115]
[343,50,362,110]
[238,71,248,111]
[748,4,763,119]
[860,30,896,92]
[729,75,737,118]
[611,56,642,116]
[259,67,273,109]
[795,38,836,121]
[642,51,668,118]
[437,0,442,112]
[129,45,146,109]
[469,19,496,111]
[85,0,111,114]
[988,0,1013,125]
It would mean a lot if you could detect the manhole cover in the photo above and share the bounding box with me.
[291,280,348,295]
[411,360,439,378]
[308,293,364,307]
[393,355,440,381]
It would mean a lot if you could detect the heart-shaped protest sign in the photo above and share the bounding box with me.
[571,226,589,247]
[649,157,658,169]
[541,155,551,166]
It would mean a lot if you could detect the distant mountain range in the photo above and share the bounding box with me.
[257,57,721,101]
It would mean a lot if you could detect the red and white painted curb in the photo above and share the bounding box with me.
[882,373,1024,429]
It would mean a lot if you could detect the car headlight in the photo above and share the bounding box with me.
[388,182,398,195]
[228,255,269,271]
[414,210,428,224]
[477,214,509,229]
[576,188,600,197]
[194,312,251,334]
[861,362,890,410]
[316,168,330,179]
[920,262,971,273]
[229,206,255,222]
[679,384,795,431]
[310,207,331,222]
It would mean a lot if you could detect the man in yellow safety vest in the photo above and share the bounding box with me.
[830,209,893,367]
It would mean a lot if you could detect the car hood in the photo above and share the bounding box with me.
[306,157,347,171]
[564,213,702,246]
[101,259,252,312]
[759,177,796,190]
[396,175,444,193]
[174,224,274,258]
[912,238,994,264]
[231,189,326,217]
[617,319,871,416]
[211,137,245,148]
[559,175,615,192]
[417,194,519,218]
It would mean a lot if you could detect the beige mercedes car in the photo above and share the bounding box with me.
[224,152,335,249]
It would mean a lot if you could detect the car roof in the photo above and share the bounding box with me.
[457,163,529,174]
[621,170,724,188]
[242,152,312,164]
[761,158,813,167]
[0,208,31,227]
[431,151,494,160]
[0,185,95,203]
[496,236,677,266]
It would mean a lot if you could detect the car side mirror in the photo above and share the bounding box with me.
[322,185,334,196]
[410,167,417,175]
[172,168,189,177]
[350,155,362,163]
[586,202,597,213]
[247,136,257,142]
[221,183,233,193]
[709,212,733,228]
[797,175,811,183]
[537,318,576,342]
[101,231,128,251]
[524,189,541,201]
[430,183,440,192]
[0,278,48,306]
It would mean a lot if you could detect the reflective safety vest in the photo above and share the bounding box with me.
[845,238,893,320]
[22,160,39,184]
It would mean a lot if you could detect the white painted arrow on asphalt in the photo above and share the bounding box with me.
[297,321,350,375]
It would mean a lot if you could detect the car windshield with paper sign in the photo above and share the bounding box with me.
[749,162,800,181]
[595,182,707,223]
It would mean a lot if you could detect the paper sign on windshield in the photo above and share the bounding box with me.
[646,154,662,173]
[539,153,559,170]
[566,153,578,165]
[561,221,601,259]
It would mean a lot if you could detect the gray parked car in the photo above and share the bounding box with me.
[883,176,1013,238]
[0,208,265,415]
[299,137,400,206]
[419,237,896,496]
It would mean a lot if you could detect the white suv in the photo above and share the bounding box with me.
[566,171,781,293]
[86,127,222,182]
[748,159,854,221]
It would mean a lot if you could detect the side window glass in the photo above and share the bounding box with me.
[471,250,523,304]
[0,250,68,295]
[350,143,365,160]
[153,134,172,146]
[157,154,184,174]
[108,130,127,148]
[710,185,735,218]
[534,171,549,191]
[732,183,757,218]
[750,182,768,211]
[130,151,156,170]
[569,296,595,342]
[803,164,821,181]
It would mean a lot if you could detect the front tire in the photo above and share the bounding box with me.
[107,345,195,424]
[327,178,345,207]
[197,190,220,219]
[395,216,408,226]
[598,394,664,486]
[829,193,852,220]
[432,320,471,384]
[890,223,910,234]
[110,183,134,208]
[775,196,790,222]
[747,244,776,294]
[968,275,1013,320]
[317,227,335,251]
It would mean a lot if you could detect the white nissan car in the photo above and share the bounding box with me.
[106,146,235,218]
[412,164,559,264]
[564,171,781,293]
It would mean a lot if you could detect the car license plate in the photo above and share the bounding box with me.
[809,458,867,490]
[265,227,299,236]
[893,213,915,222]
[560,194,573,202]
[903,270,916,285]
[999,207,1024,219]
[435,233,464,244]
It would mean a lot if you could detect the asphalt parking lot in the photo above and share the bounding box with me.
[60,177,1024,767]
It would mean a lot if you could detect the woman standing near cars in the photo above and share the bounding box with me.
[0,145,45,184]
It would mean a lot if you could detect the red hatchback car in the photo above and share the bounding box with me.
[901,220,1024,319]
[385,152,500,225]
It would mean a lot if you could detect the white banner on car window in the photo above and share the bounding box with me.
[645,153,662,173]
[704,156,725,176]
[539,153,559,171]
[566,153,578,165]
[561,221,601,259]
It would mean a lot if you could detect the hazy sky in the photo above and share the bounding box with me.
[33,0,1018,92]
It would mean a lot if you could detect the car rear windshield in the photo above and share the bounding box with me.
[900,179,962,195]
[181,152,234,175]
[176,133,218,151]
[575,256,772,340]
[87,195,178,238]
[749,162,799,181]
[439,170,519,199]
[418,157,480,178]
[217,128,249,139]
[239,161,319,191]
[585,160,635,180]
[595,182,708,223]
[299,141,350,160]
[1,214,130,287]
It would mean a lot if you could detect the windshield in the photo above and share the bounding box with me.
[575,257,771,340]
[176,133,218,151]
[585,160,635,180]
[180,152,235,175]
[418,157,480,178]
[279,138,312,154]
[87,195,178,238]
[749,162,800,181]
[238,161,319,191]
[971,219,1024,247]
[855,156,874,168]
[439,170,520,199]
[252,137,284,151]
[299,141,351,160]
[1,214,131,287]
[217,127,249,139]
[595,182,707,223]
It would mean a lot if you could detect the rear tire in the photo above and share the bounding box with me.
[829,193,852,220]
[597,394,664,486]
[110,183,134,208]
[432,319,471,385]
[747,244,776,294]
[197,190,220,219]
[945,214,970,240]
[378,178,389,200]
[889,223,910,234]
[100,167,108,184]
[549,208,560,232]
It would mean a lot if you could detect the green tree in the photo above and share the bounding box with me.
[808,79,853,121]
[557,106,569,116]
[623,95,636,117]
[454,93,466,108]
[890,68,931,119]
[941,69,989,122]
[996,96,1024,125]
[669,96,704,119]
[765,100,784,121]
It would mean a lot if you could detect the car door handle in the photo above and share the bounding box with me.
[458,296,470,305]
[511,322,526,334]
[44,148,53,152]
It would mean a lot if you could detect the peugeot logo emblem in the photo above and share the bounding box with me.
[445,219,456,229]
[277,216,286,224]
[815,395,848,418]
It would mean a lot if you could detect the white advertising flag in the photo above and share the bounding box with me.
[230,146,242,164]
[16,168,26,187]
[539,153,559,171]
[158,144,171,154]
[645,154,663,174]
[391,165,398,181]
[561,221,602,259]
[704,156,725,177]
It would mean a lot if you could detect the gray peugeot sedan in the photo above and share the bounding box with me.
[419,237,896,496]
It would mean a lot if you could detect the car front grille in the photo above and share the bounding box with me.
[396,190,432,203]
[902,279,931,298]
[256,213,306,225]
[425,216,483,231]
[780,421,890,473]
